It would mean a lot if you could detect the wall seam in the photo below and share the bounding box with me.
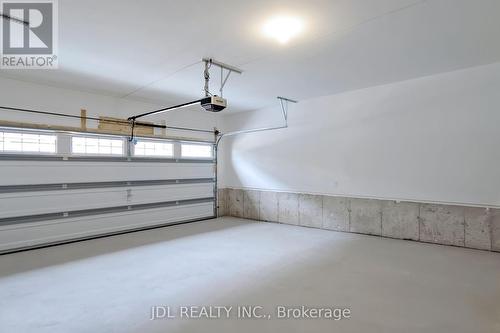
[418,204,422,242]
[348,199,352,232]
[463,208,466,247]
[489,209,493,251]
[297,194,301,227]
[321,195,324,229]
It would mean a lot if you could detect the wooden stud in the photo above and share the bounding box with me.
[80,109,87,130]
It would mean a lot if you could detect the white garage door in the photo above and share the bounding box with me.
[0,127,216,254]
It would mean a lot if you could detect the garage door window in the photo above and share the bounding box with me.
[72,136,124,155]
[181,143,213,159]
[133,140,173,157]
[0,131,57,154]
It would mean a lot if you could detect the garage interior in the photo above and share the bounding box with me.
[0,1,499,332]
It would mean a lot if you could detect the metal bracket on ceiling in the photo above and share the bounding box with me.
[216,96,298,147]
[202,58,243,97]
[277,96,298,126]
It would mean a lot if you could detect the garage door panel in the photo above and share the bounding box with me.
[0,161,214,185]
[0,203,214,253]
[0,183,215,219]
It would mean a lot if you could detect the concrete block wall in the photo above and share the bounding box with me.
[218,189,500,252]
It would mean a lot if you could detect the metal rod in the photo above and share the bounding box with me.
[133,122,165,128]
[204,60,211,97]
[128,99,202,121]
[220,67,223,97]
[162,125,215,134]
[125,99,214,134]
[279,98,287,122]
[216,97,297,146]
[220,71,231,97]
[221,125,288,138]
[276,96,298,103]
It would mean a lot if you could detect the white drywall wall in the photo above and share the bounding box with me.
[0,76,218,140]
[219,63,500,207]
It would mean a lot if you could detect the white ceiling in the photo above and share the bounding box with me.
[1,0,500,113]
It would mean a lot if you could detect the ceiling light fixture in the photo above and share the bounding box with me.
[262,15,304,44]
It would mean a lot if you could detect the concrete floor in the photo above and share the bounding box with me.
[0,217,499,333]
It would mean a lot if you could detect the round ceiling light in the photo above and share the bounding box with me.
[262,15,304,44]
